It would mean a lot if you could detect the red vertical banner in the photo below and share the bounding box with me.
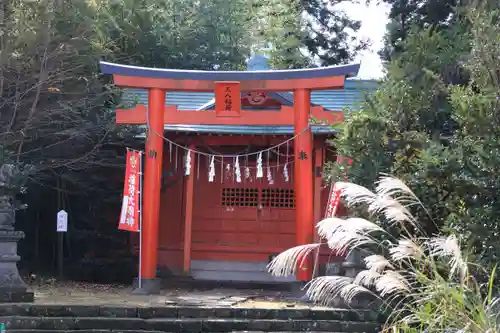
[325,155,353,218]
[119,150,141,232]
[215,81,241,117]
[325,187,342,218]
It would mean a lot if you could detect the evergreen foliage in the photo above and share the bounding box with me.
[248,0,368,68]
[378,0,460,60]
[301,0,368,66]
[334,1,500,267]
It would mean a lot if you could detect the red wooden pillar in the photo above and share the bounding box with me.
[313,144,324,243]
[183,147,195,274]
[294,88,314,281]
[135,88,165,294]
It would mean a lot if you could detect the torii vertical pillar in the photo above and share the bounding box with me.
[294,88,314,281]
[133,88,165,294]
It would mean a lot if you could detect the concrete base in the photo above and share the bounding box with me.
[132,277,161,295]
[342,250,365,278]
[190,260,297,283]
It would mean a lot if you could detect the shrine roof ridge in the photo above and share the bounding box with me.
[99,61,361,81]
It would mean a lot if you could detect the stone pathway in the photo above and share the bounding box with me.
[166,290,254,307]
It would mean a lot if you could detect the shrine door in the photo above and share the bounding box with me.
[190,159,297,282]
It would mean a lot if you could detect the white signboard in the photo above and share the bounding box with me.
[57,210,68,232]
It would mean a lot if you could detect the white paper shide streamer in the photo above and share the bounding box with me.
[256,152,263,178]
[225,163,231,181]
[283,163,289,182]
[267,166,274,184]
[245,167,250,180]
[234,156,241,183]
[208,155,216,182]
[185,150,192,176]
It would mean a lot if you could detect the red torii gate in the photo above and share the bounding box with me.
[100,61,360,293]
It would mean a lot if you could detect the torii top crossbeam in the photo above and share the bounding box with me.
[100,59,360,294]
[100,61,360,91]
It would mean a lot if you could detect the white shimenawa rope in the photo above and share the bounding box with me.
[145,106,309,159]
[144,106,310,182]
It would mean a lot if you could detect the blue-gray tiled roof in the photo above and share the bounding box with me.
[121,79,378,111]
[121,79,378,135]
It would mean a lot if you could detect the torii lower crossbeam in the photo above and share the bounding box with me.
[115,105,344,126]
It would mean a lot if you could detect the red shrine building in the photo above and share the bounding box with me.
[100,55,378,293]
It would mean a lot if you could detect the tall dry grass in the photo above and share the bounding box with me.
[268,175,499,332]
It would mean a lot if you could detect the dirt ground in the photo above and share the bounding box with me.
[31,281,171,306]
[25,280,328,309]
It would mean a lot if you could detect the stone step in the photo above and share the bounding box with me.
[1,316,382,332]
[0,331,166,333]
[4,331,350,333]
[0,331,168,333]
[0,304,383,322]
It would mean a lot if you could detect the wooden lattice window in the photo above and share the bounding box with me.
[221,188,258,207]
[261,188,296,208]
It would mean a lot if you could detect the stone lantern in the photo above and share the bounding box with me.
[0,163,34,302]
